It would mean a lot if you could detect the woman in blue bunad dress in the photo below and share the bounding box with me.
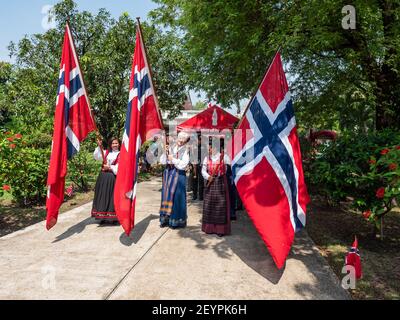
[159,131,190,229]
[91,137,120,223]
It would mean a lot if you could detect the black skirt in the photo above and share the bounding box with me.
[202,176,229,225]
[91,171,118,221]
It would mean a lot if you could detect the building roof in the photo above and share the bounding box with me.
[177,106,239,131]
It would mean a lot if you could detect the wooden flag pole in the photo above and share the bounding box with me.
[66,22,106,164]
[136,17,165,131]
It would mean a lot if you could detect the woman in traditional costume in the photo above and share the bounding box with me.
[201,138,231,236]
[159,131,190,228]
[91,137,120,223]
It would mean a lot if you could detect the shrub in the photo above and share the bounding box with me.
[67,138,101,192]
[0,131,100,205]
[306,129,400,233]
[0,131,49,205]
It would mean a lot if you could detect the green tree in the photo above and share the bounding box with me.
[0,62,12,126]
[193,101,206,110]
[150,0,400,132]
[4,0,191,142]
[0,0,193,205]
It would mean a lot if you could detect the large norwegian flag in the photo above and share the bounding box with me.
[114,23,164,235]
[231,52,310,269]
[46,24,96,230]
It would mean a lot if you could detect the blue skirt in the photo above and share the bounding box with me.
[160,167,187,228]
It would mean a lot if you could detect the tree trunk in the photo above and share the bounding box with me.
[374,63,399,130]
[375,0,400,130]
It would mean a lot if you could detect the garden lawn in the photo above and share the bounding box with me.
[306,195,400,300]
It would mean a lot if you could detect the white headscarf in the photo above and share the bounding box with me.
[178,131,190,143]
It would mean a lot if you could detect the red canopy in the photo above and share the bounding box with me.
[177,106,239,131]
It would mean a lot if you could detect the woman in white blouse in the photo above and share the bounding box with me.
[91,137,120,223]
[159,131,190,228]
[201,138,231,236]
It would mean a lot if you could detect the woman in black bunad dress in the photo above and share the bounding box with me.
[91,137,120,223]
[201,138,232,236]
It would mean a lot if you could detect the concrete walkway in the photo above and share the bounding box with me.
[0,178,349,300]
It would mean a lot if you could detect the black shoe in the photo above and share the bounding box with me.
[217,234,224,237]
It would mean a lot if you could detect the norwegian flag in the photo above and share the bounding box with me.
[345,236,362,279]
[114,23,164,235]
[231,52,310,269]
[46,24,96,230]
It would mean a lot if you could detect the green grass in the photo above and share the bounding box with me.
[306,195,400,300]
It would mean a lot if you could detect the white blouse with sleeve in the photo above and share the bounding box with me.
[171,145,190,170]
[160,144,189,170]
[159,146,171,165]
[93,147,120,175]
[201,152,230,180]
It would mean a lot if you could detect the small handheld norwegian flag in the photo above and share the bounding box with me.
[345,236,362,279]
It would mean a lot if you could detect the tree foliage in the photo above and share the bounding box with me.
[0,0,192,205]
[150,0,400,132]
[2,0,190,142]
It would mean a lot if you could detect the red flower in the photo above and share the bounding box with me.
[376,187,385,199]
[368,159,376,165]
[389,163,398,171]
[362,210,371,219]
[380,148,390,155]
[9,144,16,149]
[396,146,400,150]
[14,133,22,139]
[5,131,11,135]
[6,137,14,142]
[2,185,11,191]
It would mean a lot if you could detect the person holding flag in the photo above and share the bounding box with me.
[159,131,191,229]
[114,18,164,236]
[46,23,97,230]
[201,137,232,236]
[91,136,121,223]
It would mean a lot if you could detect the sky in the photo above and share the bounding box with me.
[0,0,158,62]
[0,0,241,113]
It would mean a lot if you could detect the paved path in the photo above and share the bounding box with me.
[0,178,350,300]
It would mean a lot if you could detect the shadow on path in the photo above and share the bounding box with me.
[52,217,98,243]
[119,214,159,247]
[176,201,285,285]
[176,199,349,300]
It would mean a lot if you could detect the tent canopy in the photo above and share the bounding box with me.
[177,106,239,131]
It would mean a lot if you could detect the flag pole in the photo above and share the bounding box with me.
[237,48,282,128]
[66,22,106,164]
[136,17,165,131]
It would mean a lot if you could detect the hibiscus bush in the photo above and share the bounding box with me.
[0,131,100,206]
[306,129,400,235]
[0,131,49,205]
[358,145,400,230]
